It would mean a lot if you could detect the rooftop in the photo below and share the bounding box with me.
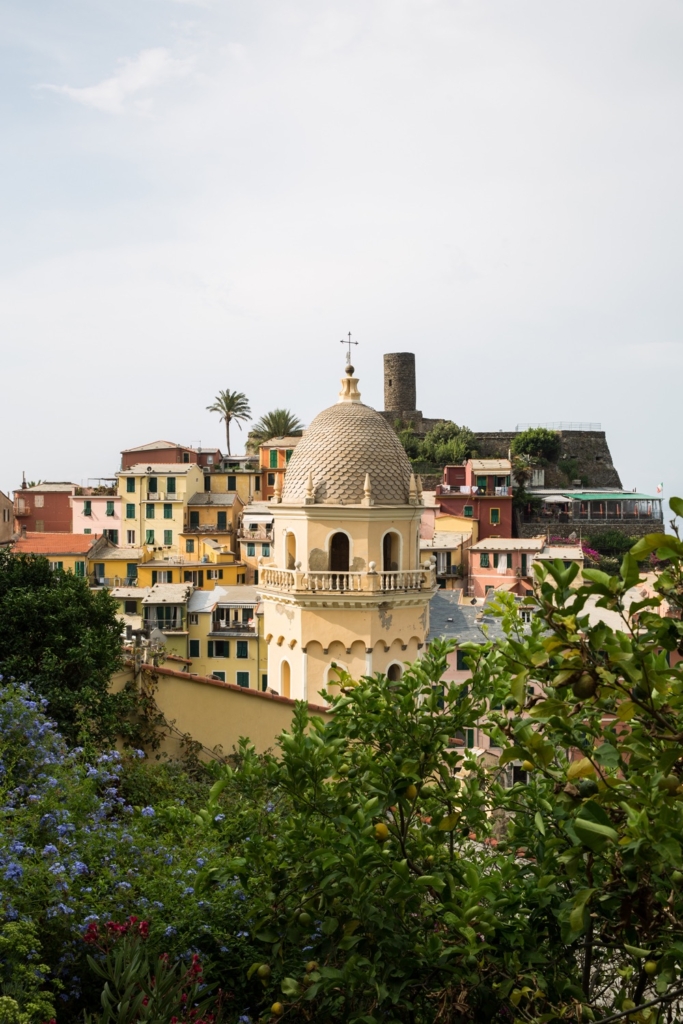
[118,464,198,476]
[20,483,77,493]
[259,436,303,448]
[12,532,101,555]
[420,532,471,550]
[97,547,143,561]
[471,537,546,552]
[121,440,196,454]
[186,492,240,506]
[142,583,194,605]
[428,591,508,643]
[469,459,512,472]
[536,545,584,561]
[188,585,260,613]
[111,586,150,599]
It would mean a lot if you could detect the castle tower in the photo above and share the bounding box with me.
[384,352,417,414]
[260,361,436,702]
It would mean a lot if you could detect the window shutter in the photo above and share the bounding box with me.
[217,511,227,529]
[152,571,157,584]
[126,504,135,519]
[269,449,278,468]
[208,641,214,658]
[198,570,204,587]
[507,553,512,569]
[127,478,135,493]
[167,477,176,493]
[189,639,200,658]
[164,504,172,519]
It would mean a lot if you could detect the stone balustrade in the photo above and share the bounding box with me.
[260,565,436,595]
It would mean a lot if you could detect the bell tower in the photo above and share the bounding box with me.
[259,362,436,702]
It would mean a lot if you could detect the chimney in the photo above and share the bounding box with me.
[21,525,27,538]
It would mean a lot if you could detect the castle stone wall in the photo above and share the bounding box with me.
[384,353,417,413]
[473,430,622,489]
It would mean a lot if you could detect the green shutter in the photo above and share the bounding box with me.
[480,553,489,568]
[521,554,528,575]
[237,672,249,688]
[464,506,473,518]
[164,530,173,546]
[106,501,114,516]
[185,539,195,553]
[189,511,199,527]
[126,478,135,493]
[269,449,278,468]
[126,503,135,519]
[236,640,248,659]
[152,570,157,584]
[167,477,176,493]
[228,476,236,491]
[491,508,500,525]
[83,528,92,535]
[285,449,293,462]
[208,641,214,658]
[217,511,227,529]
[83,500,91,516]
[493,553,499,569]
[247,543,255,557]
[146,504,155,519]
[164,504,172,519]
[507,553,512,569]
[146,530,155,544]
[261,544,270,557]
[74,561,85,577]
[189,639,200,658]
[127,563,138,579]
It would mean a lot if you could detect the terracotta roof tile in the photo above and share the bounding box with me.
[12,533,101,555]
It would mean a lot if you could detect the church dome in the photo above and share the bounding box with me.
[281,369,414,506]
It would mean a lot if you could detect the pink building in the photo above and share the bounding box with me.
[468,537,584,599]
[72,494,123,545]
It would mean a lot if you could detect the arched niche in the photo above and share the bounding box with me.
[387,662,403,682]
[281,660,291,699]
[286,533,297,570]
[382,530,401,571]
[330,532,350,572]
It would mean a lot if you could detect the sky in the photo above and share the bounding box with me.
[1,0,682,513]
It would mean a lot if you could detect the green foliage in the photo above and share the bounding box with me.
[396,420,476,466]
[511,426,561,462]
[0,922,56,1024]
[586,528,639,557]
[0,550,131,745]
[206,389,251,456]
[247,409,304,450]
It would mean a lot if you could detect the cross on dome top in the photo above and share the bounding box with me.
[337,332,361,403]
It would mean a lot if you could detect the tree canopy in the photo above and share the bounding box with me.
[511,426,561,462]
[247,408,304,449]
[398,419,476,466]
[206,390,252,456]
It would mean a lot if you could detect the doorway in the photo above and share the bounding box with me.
[329,532,349,572]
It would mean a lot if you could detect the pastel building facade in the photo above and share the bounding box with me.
[73,494,123,544]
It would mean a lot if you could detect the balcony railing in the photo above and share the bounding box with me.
[237,527,274,541]
[436,485,512,497]
[14,504,30,516]
[91,576,138,588]
[184,523,233,533]
[211,620,256,634]
[146,492,182,502]
[522,500,662,525]
[260,566,436,595]
[143,613,185,633]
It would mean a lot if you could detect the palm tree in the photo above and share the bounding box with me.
[247,409,304,451]
[206,390,252,456]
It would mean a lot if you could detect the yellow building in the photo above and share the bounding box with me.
[206,455,261,505]
[260,363,437,703]
[237,503,274,584]
[90,546,144,587]
[116,463,204,556]
[186,586,266,689]
[137,536,246,591]
[141,582,194,658]
[111,585,150,631]
[184,492,244,543]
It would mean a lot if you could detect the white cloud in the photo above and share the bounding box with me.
[40,48,193,114]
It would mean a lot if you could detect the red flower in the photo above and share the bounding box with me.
[138,920,150,938]
[83,922,99,943]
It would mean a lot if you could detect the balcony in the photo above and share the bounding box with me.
[184,523,233,534]
[436,485,511,497]
[14,503,30,516]
[260,565,436,595]
[90,576,138,588]
[143,613,185,633]
[146,492,182,502]
[522,499,663,525]
[237,527,273,542]
[210,620,257,635]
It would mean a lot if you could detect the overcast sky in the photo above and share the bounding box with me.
[1,0,681,513]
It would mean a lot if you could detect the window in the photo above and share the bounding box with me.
[106,501,115,517]
[124,600,137,614]
[35,495,44,508]
[261,674,268,691]
[185,539,195,553]
[479,552,490,568]
[255,477,261,491]
[237,672,249,688]
[465,729,475,748]
[74,561,85,577]
[267,473,275,487]
[183,452,190,463]
[208,640,229,657]
[188,613,199,625]
[127,530,136,544]
[262,544,270,557]
[456,649,468,671]
[184,570,204,586]
[269,449,278,468]
[493,553,499,569]
[207,569,223,580]
[126,478,135,493]
[164,504,172,519]
[236,640,248,659]
[83,527,91,534]
[189,511,199,528]
[217,511,227,530]
[126,503,135,519]
[286,449,293,462]
[189,639,200,658]
[512,765,528,785]
[228,476,236,492]
[83,500,92,516]
[247,543,255,557]
[253,570,258,584]
[212,671,226,682]
[506,553,512,569]
[145,530,155,544]
[490,508,500,525]
[94,563,105,579]
[493,553,511,570]
[49,561,64,571]
[151,570,173,584]
[463,505,473,518]
[476,476,487,490]
[127,563,138,580]
[103,529,119,544]
[146,504,155,519]
[242,607,252,623]
[204,475,211,492]
[207,455,214,465]
[167,477,176,493]
[148,478,157,493]
[237,573,246,584]
[521,553,528,576]
[163,530,173,546]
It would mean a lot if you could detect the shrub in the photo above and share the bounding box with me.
[511,426,561,462]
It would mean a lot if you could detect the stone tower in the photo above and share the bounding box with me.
[259,361,436,703]
[384,352,417,414]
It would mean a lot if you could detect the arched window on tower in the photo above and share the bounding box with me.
[281,660,291,699]
[329,533,349,572]
[383,531,400,572]
[387,663,403,682]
